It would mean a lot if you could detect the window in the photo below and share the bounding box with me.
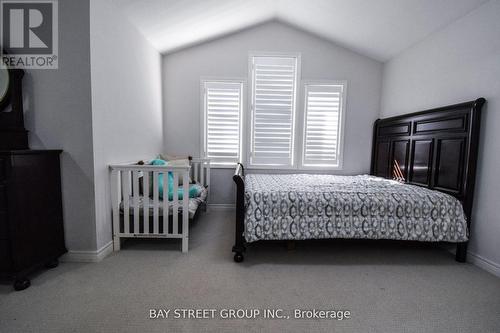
[201,80,244,166]
[301,82,346,168]
[200,55,347,170]
[249,54,300,167]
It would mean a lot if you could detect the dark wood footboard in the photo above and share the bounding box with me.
[232,163,246,262]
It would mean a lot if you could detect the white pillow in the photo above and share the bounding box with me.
[166,158,190,167]
[158,155,192,185]
[158,153,191,162]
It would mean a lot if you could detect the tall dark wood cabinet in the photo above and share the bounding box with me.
[0,61,66,290]
[0,150,67,290]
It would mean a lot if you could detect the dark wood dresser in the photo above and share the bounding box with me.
[1,61,66,290]
[0,150,67,290]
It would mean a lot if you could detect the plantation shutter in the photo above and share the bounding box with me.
[302,83,345,167]
[250,55,299,166]
[203,81,243,165]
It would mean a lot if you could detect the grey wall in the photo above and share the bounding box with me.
[23,0,96,251]
[90,0,163,249]
[21,0,163,253]
[381,0,500,272]
[162,21,383,204]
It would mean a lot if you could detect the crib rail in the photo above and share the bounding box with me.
[191,158,211,201]
[109,159,210,253]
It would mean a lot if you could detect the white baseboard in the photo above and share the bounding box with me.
[208,203,235,210]
[61,241,113,263]
[444,244,500,277]
[443,245,500,278]
[59,235,500,278]
[467,251,500,277]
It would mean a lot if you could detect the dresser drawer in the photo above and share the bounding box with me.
[0,185,7,239]
[0,239,12,272]
[0,157,8,181]
[0,211,8,239]
[0,185,6,210]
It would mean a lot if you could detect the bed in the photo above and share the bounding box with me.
[232,98,485,262]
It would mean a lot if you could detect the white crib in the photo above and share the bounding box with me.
[109,158,210,253]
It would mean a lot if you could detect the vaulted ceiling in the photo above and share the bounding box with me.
[113,0,488,61]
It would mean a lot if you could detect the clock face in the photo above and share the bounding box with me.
[0,67,8,103]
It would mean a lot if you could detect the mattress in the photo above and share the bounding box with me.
[120,186,207,219]
[244,174,468,243]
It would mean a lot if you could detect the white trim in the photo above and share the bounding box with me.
[245,164,298,170]
[203,163,237,169]
[468,251,500,277]
[208,203,235,210]
[444,245,500,277]
[61,241,113,263]
[200,77,246,166]
[247,52,302,168]
[300,80,347,170]
[208,162,239,169]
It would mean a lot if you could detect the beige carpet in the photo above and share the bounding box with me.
[1,208,499,333]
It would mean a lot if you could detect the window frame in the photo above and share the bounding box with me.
[247,52,302,169]
[299,80,347,170]
[199,65,347,171]
[200,77,246,168]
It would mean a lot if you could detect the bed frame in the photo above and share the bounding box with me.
[110,158,210,253]
[232,98,485,263]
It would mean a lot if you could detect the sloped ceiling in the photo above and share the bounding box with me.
[113,0,488,61]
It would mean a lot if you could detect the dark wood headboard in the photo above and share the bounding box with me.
[370,98,485,221]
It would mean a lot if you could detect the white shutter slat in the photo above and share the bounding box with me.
[251,55,298,166]
[204,81,242,164]
[303,84,344,167]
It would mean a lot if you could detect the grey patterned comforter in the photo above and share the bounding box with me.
[244,174,468,243]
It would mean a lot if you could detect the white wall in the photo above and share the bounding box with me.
[163,21,383,204]
[23,0,96,251]
[90,0,163,249]
[381,0,500,274]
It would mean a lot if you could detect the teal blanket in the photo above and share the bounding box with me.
[149,159,201,200]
